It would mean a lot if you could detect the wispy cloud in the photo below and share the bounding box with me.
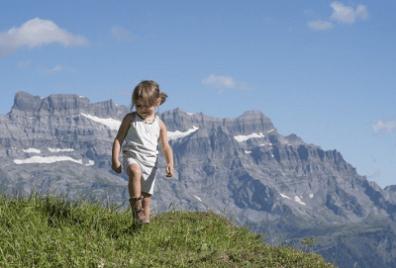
[307,20,334,31]
[16,60,32,69]
[201,74,250,91]
[373,120,396,134]
[308,2,368,31]
[46,64,64,74]
[0,18,88,57]
[16,60,72,75]
[330,1,368,24]
[202,74,236,89]
[111,26,136,43]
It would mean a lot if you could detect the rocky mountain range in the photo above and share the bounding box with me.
[1,91,395,268]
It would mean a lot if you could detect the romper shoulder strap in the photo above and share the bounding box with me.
[155,115,163,127]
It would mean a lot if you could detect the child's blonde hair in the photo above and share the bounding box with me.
[131,80,167,110]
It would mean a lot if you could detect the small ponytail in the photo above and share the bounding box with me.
[159,91,168,105]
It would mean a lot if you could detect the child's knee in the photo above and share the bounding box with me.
[127,164,141,177]
[142,192,152,198]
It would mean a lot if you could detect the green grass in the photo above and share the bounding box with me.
[0,195,335,267]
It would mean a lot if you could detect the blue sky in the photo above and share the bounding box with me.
[0,1,395,187]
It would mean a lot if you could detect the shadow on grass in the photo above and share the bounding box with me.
[39,196,147,238]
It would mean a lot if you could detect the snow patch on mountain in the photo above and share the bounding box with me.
[234,132,265,142]
[281,193,307,206]
[86,159,95,166]
[294,196,306,206]
[48,148,75,153]
[280,193,291,200]
[81,113,121,131]
[193,195,202,202]
[14,156,94,166]
[259,143,272,147]
[168,126,199,141]
[14,156,83,165]
[22,148,41,154]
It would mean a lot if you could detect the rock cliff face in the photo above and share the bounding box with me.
[0,91,395,268]
[157,109,395,226]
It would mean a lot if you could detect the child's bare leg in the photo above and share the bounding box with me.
[142,192,152,223]
[127,164,145,223]
[127,164,142,198]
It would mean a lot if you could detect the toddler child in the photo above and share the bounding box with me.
[112,80,174,224]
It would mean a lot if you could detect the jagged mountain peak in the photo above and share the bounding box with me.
[12,91,43,112]
[10,91,126,117]
[237,110,267,118]
[224,110,275,135]
[161,107,233,132]
[12,91,89,112]
[161,107,195,118]
[161,108,275,136]
[384,185,396,192]
[284,133,304,145]
[161,107,215,119]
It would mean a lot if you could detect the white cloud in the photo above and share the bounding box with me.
[373,120,396,134]
[202,74,250,91]
[307,20,334,31]
[202,74,236,89]
[0,18,88,57]
[308,2,368,31]
[111,26,136,42]
[330,2,368,24]
[45,64,76,75]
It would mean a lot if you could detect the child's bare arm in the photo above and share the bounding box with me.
[112,114,132,173]
[159,120,174,177]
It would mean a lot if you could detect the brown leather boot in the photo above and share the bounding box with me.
[129,196,146,224]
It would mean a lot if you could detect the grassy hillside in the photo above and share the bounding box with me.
[0,195,335,267]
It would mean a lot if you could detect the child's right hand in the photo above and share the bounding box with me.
[166,164,174,178]
[112,160,122,173]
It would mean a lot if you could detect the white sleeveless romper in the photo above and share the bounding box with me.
[122,112,161,195]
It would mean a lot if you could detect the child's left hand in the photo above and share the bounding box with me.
[166,164,174,177]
